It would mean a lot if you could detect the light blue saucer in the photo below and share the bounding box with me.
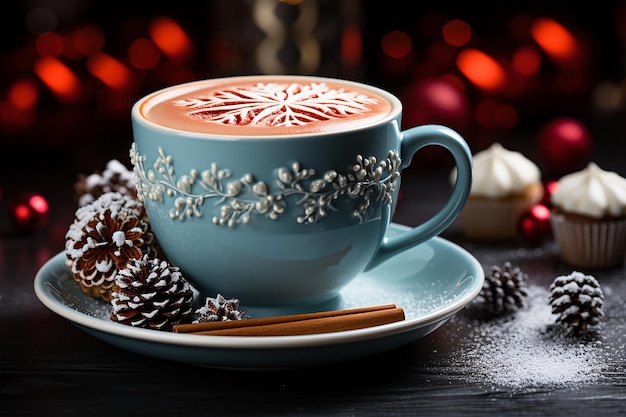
[34,223,483,370]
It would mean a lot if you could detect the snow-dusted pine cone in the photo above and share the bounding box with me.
[110,254,194,330]
[65,192,157,301]
[548,271,604,335]
[74,159,136,207]
[194,294,249,323]
[480,262,529,315]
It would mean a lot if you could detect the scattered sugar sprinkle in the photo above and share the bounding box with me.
[450,284,611,390]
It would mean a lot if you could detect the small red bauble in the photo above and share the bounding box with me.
[535,117,593,176]
[540,180,559,208]
[518,204,552,245]
[400,78,472,134]
[399,78,473,169]
[7,192,50,234]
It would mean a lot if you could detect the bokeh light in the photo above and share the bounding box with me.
[341,23,362,68]
[33,57,81,103]
[8,78,39,111]
[70,24,105,57]
[512,45,541,77]
[381,30,412,59]
[128,38,162,70]
[148,16,194,62]
[442,19,472,47]
[35,32,64,57]
[530,17,581,66]
[456,49,507,92]
[86,52,133,90]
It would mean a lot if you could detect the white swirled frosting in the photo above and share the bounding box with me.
[551,162,626,218]
[453,143,541,198]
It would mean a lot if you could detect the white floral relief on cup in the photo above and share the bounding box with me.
[173,82,380,127]
[130,143,401,227]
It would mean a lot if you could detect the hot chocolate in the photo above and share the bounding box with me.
[141,76,394,136]
[131,74,473,306]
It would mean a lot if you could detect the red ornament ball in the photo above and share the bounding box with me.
[535,117,593,176]
[400,78,472,134]
[518,204,552,245]
[400,78,472,169]
[7,192,50,234]
[540,180,559,208]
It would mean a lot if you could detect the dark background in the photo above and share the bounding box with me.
[2,5,626,413]
[1,0,625,214]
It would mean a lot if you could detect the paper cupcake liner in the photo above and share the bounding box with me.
[550,213,626,268]
[459,195,540,241]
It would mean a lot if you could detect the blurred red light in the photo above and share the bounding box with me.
[35,32,63,57]
[29,195,49,213]
[512,45,541,77]
[530,204,551,220]
[381,30,412,59]
[87,52,132,90]
[530,17,581,65]
[545,180,559,199]
[456,49,506,91]
[149,16,193,62]
[13,205,31,222]
[71,24,105,56]
[8,78,39,110]
[341,23,362,67]
[33,57,81,103]
[442,19,472,47]
[128,38,161,69]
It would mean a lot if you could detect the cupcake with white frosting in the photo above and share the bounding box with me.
[550,162,626,268]
[452,143,543,241]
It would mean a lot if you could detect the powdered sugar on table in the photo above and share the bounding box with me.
[443,281,622,391]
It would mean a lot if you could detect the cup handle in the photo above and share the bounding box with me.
[365,124,473,270]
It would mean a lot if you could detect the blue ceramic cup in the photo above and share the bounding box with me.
[131,75,472,307]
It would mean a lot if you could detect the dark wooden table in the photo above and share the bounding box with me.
[2,166,625,417]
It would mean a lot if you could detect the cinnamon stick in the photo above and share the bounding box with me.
[173,304,404,336]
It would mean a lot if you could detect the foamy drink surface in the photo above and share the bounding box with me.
[141,77,394,136]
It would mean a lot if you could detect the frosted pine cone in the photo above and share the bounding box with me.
[75,159,136,207]
[480,262,529,315]
[194,294,248,323]
[111,254,194,330]
[549,271,604,335]
[65,192,157,301]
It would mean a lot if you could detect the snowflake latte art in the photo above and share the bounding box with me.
[142,76,393,135]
